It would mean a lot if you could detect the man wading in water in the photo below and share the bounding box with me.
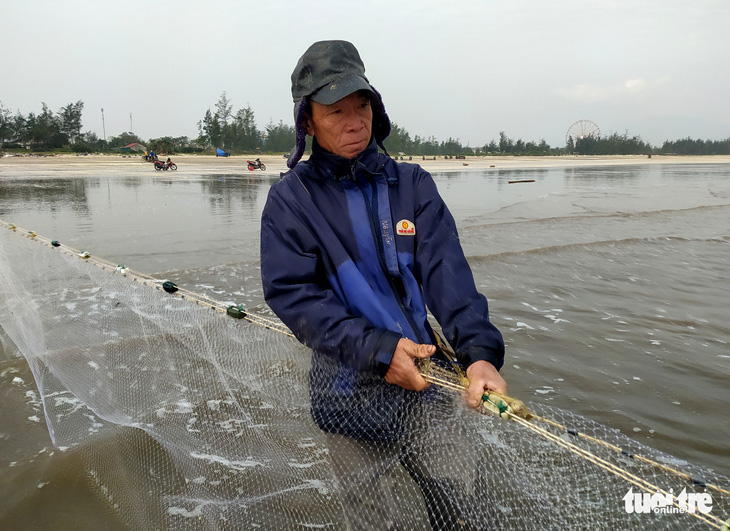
[261,40,506,529]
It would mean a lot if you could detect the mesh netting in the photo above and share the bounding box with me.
[1,222,728,530]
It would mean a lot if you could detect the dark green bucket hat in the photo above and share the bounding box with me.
[291,40,374,104]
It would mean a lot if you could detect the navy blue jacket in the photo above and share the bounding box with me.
[260,139,504,440]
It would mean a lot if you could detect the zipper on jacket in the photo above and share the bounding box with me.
[353,165,425,344]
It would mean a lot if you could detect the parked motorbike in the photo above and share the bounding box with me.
[247,158,266,171]
[154,158,177,171]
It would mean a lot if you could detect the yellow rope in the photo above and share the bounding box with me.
[419,357,727,528]
[510,415,725,529]
[534,415,730,498]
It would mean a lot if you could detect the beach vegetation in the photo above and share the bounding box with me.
[572,132,653,155]
[3,97,730,157]
[196,93,263,154]
[0,101,13,146]
[386,123,476,157]
[108,131,147,149]
[0,100,86,152]
[660,136,730,156]
[264,120,296,153]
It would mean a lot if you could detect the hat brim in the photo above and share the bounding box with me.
[310,74,374,105]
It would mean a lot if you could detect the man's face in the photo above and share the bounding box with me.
[306,91,373,159]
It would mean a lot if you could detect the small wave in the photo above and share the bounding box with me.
[461,203,730,233]
[466,235,728,263]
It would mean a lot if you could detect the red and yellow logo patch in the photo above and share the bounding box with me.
[396,219,415,236]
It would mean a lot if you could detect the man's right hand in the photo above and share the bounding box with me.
[384,338,435,391]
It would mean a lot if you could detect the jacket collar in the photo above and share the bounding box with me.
[306,137,382,181]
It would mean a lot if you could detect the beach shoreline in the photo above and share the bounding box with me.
[2,152,729,176]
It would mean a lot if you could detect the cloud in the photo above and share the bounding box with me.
[554,84,617,103]
[624,78,646,91]
[554,77,670,103]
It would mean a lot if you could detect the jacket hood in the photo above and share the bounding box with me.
[287,86,391,169]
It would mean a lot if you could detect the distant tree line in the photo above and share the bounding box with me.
[3,96,729,157]
[568,132,654,155]
[660,137,730,155]
[384,123,475,156]
[0,100,85,151]
[195,92,295,153]
[485,131,560,156]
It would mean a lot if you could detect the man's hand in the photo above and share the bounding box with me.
[465,360,507,409]
[384,338,435,391]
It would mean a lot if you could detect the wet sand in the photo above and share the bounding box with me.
[2,152,729,177]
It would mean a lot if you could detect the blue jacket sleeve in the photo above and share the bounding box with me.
[260,184,401,376]
[411,168,505,370]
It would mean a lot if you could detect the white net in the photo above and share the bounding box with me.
[1,221,729,530]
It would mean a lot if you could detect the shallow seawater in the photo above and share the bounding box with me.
[1,159,729,527]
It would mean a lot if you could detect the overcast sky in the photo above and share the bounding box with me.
[1,0,728,148]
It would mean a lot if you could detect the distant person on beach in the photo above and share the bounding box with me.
[260,40,506,529]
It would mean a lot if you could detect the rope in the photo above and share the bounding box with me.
[0,220,293,338]
[534,415,730,498]
[421,369,727,529]
[510,415,725,529]
[2,218,727,528]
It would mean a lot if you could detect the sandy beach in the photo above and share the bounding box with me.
[2,153,729,176]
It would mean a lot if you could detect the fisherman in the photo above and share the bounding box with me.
[260,40,506,529]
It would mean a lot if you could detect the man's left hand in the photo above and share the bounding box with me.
[465,360,507,409]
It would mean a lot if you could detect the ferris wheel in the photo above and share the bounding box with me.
[565,120,600,145]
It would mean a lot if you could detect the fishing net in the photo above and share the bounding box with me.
[1,221,729,530]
